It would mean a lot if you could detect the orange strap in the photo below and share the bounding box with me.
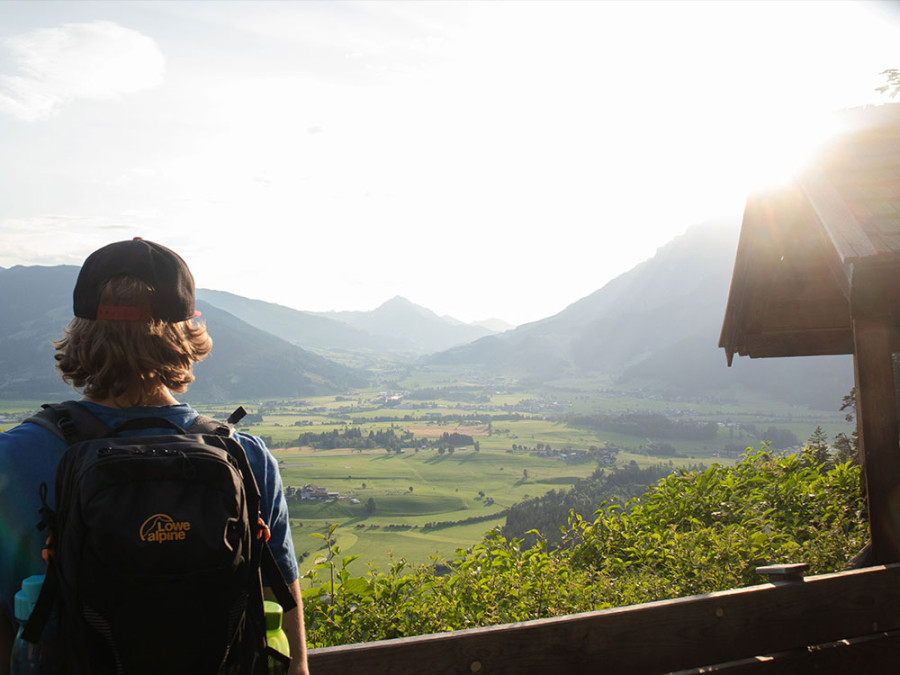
[257,517,271,543]
[41,535,54,564]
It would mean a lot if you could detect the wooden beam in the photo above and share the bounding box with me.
[741,330,854,358]
[308,565,900,675]
[736,326,900,360]
[852,315,900,563]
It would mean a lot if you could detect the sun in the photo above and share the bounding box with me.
[736,111,844,194]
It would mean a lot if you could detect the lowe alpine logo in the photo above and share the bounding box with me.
[140,513,192,543]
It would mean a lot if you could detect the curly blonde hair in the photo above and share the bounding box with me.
[54,276,212,404]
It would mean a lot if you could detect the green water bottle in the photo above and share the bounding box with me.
[264,600,290,675]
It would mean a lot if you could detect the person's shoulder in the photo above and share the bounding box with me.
[0,415,67,473]
[0,417,64,446]
[234,430,269,455]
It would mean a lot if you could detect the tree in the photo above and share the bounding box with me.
[833,387,858,465]
[365,497,376,515]
[806,426,830,467]
[877,69,900,98]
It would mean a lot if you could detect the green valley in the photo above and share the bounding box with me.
[184,381,853,579]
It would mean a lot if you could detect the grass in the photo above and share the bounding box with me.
[0,400,47,430]
[275,446,598,579]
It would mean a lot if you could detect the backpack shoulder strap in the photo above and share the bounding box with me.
[19,401,110,644]
[187,406,296,611]
[24,400,115,445]
[21,556,60,644]
[187,406,248,437]
[261,544,297,612]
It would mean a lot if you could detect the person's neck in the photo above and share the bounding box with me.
[84,388,180,409]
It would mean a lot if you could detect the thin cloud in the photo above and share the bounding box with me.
[0,215,140,268]
[0,20,164,122]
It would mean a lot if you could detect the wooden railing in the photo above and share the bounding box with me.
[307,563,900,674]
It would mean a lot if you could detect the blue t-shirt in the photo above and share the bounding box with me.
[0,401,298,623]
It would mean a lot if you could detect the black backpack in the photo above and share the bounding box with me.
[22,401,294,675]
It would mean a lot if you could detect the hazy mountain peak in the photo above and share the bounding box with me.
[374,296,438,318]
[380,295,415,307]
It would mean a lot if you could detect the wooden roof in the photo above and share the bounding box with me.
[720,104,900,365]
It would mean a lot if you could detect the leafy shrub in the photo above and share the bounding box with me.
[569,448,867,594]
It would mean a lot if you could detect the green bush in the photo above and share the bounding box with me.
[569,448,867,595]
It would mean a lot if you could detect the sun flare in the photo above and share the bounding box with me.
[737,112,844,193]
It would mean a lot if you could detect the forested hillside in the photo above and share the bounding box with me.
[501,461,675,548]
[0,265,78,398]
[190,302,369,400]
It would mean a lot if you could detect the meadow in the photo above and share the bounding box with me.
[273,445,599,576]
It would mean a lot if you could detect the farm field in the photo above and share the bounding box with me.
[274,446,595,578]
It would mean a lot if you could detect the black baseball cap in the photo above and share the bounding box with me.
[73,238,198,322]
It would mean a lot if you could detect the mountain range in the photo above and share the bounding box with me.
[195,290,498,357]
[0,221,854,408]
[430,222,853,409]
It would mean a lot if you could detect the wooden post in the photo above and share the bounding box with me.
[755,563,809,583]
[852,315,900,563]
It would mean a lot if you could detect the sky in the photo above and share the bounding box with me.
[0,1,898,326]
